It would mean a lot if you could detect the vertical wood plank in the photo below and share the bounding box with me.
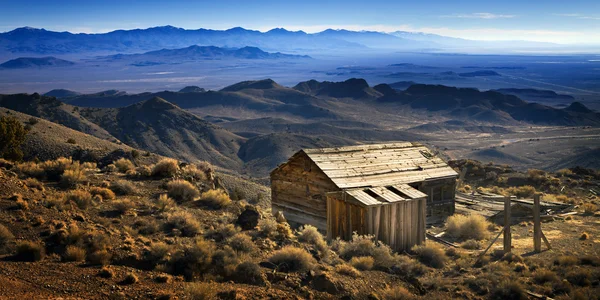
[390,203,397,250]
[347,204,352,240]
[374,206,381,241]
[503,196,512,253]
[533,194,542,253]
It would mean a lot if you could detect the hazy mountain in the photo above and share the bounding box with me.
[0,56,74,68]
[293,78,383,99]
[99,45,310,64]
[43,89,81,98]
[179,86,206,93]
[314,29,434,49]
[494,88,575,104]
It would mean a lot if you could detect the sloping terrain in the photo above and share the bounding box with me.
[0,56,74,69]
[79,97,245,170]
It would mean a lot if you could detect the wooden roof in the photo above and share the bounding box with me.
[302,142,458,189]
[344,183,428,206]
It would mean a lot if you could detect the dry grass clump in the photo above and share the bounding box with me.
[297,225,329,257]
[381,286,416,300]
[554,255,579,266]
[167,238,215,280]
[114,158,135,173]
[167,180,199,202]
[98,267,114,278]
[185,282,216,300]
[227,233,256,253]
[258,218,278,238]
[14,162,45,179]
[113,199,135,215]
[461,239,482,250]
[0,224,15,250]
[411,243,447,269]
[269,246,316,272]
[40,157,77,180]
[122,272,139,285]
[110,180,138,195]
[63,245,86,262]
[151,158,180,178]
[155,194,176,212]
[165,211,201,237]
[103,164,117,173]
[350,256,374,271]
[198,189,230,208]
[506,185,537,198]
[233,262,265,286]
[489,280,527,300]
[15,241,45,261]
[14,195,29,210]
[146,242,171,265]
[335,264,360,277]
[154,274,171,283]
[337,234,396,269]
[565,268,592,286]
[182,164,207,181]
[206,224,240,242]
[90,187,115,201]
[23,178,44,191]
[533,269,559,284]
[87,249,111,265]
[446,214,490,241]
[582,202,597,214]
[65,190,93,209]
[136,165,152,177]
[60,168,86,188]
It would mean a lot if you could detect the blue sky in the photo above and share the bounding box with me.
[1,0,599,43]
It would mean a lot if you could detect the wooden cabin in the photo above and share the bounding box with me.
[270,142,458,251]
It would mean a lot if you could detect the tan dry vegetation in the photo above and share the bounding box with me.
[167,179,199,202]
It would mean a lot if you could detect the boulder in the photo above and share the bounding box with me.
[236,205,260,230]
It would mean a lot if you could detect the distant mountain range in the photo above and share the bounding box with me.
[0,26,559,56]
[99,45,310,65]
[0,56,74,68]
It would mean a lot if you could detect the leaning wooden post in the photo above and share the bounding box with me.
[503,196,512,253]
[533,194,542,253]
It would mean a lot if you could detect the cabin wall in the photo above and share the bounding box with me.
[271,152,339,231]
[411,177,457,218]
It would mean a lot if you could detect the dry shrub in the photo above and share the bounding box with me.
[297,225,328,257]
[60,168,86,188]
[63,245,86,262]
[104,164,117,173]
[490,280,527,300]
[506,185,537,198]
[350,256,374,270]
[113,199,135,215]
[582,203,597,214]
[233,261,264,285]
[114,158,135,173]
[40,157,76,180]
[0,224,15,250]
[155,194,176,212]
[23,178,44,191]
[500,252,523,264]
[65,190,93,209]
[135,219,160,235]
[168,238,215,280]
[580,232,589,240]
[185,282,216,300]
[206,224,240,242]
[565,269,592,287]
[533,269,559,284]
[461,239,482,250]
[411,243,447,269]
[555,255,579,266]
[81,162,96,170]
[198,189,230,208]
[15,241,45,261]
[212,246,240,277]
[110,180,138,195]
[381,286,416,300]
[152,158,179,178]
[335,264,360,277]
[146,242,171,265]
[167,180,199,202]
[14,195,29,210]
[227,233,256,253]
[513,263,528,272]
[15,162,45,179]
[136,165,152,177]
[165,211,201,237]
[391,255,427,277]
[446,214,490,241]
[87,249,111,265]
[258,218,278,238]
[98,267,114,278]
[122,272,138,284]
[338,234,396,269]
[580,255,600,266]
[556,168,573,177]
[182,164,206,181]
[154,274,171,283]
[90,187,116,201]
[268,246,316,272]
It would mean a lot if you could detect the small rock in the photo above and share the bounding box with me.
[236,205,260,230]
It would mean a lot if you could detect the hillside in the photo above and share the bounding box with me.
[79,97,245,170]
[0,56,74,69]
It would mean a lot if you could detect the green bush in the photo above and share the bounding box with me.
[0,116,28,161]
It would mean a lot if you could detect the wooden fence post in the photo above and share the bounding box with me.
[503,196,512,253]
[533,194,542,253]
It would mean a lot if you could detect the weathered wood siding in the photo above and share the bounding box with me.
[271,152,338,231]
[412,177,456,217]
[326,195,427,252]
